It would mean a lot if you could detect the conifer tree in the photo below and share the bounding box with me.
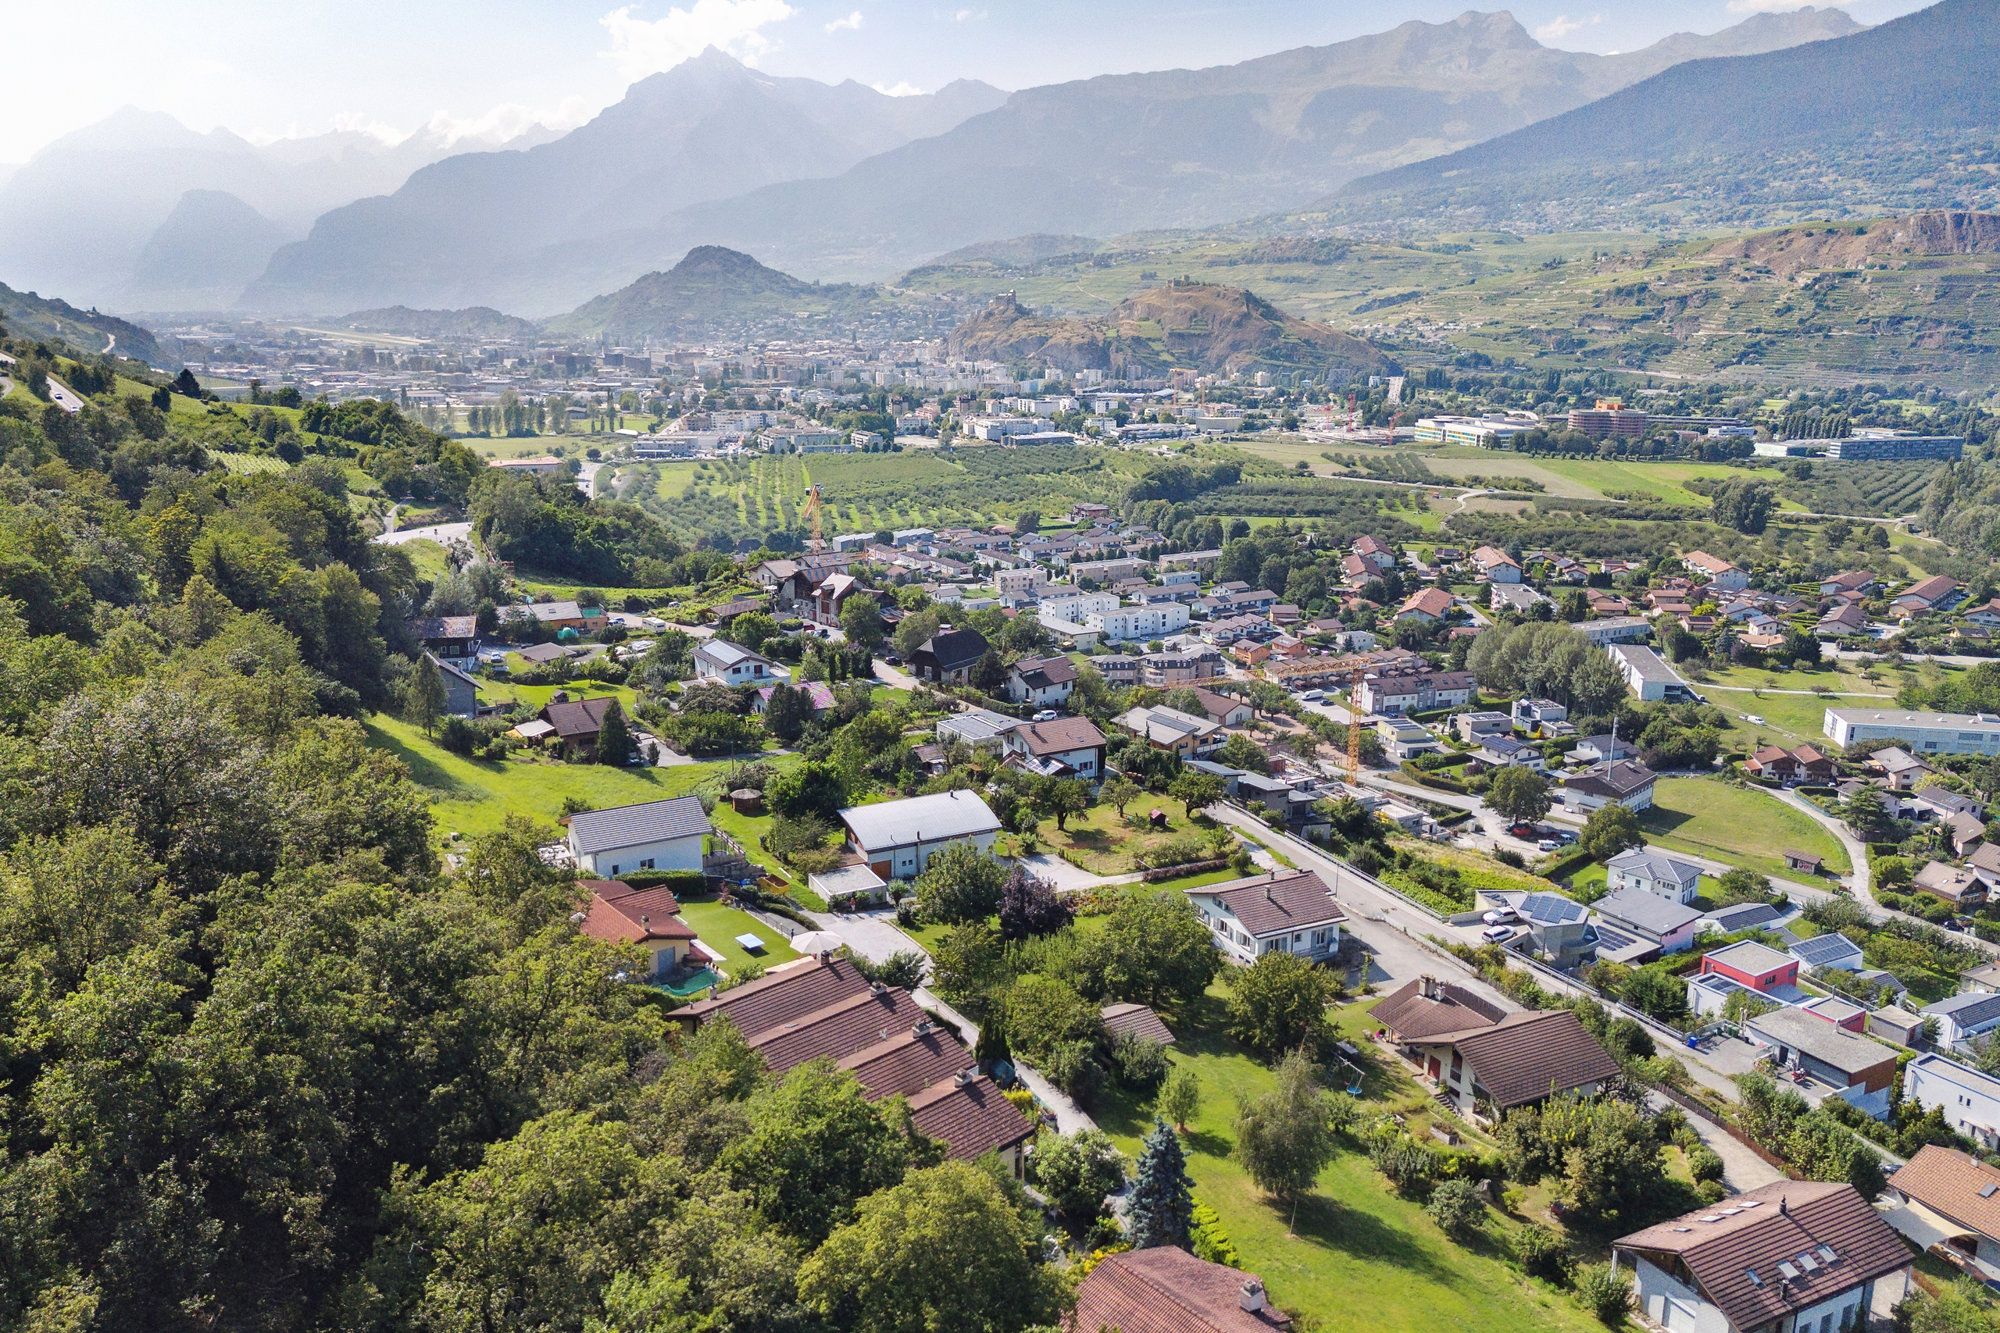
[1128,1119,1194,1251]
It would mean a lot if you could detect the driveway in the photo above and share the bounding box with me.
[872,658,919,691]
[1773,788,1876,905]
[1646,1090,1782,1192]
[1020,852,1139,892]
[375,520,472,547]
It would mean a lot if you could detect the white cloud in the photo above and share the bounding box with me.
[327,112,405,144]
[600,0,797,78]
[825,8,863,31]
[424,97,597,146]
[952,8,987,21]
[1534,12,1603,42]
[871,80,925,97]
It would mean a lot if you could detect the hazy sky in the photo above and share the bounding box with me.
[0,0,1932,162]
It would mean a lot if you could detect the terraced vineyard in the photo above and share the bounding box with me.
[634,444,1157,544]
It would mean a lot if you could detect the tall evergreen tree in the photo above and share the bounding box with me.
[1128,1119,1194,1251]
[596,700,634,766]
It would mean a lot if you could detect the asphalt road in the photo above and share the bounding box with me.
[374,520,472,547]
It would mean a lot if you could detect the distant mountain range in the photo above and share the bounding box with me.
[219,7,1858,316]
[0,110,548,312]
[240,55,1005,318]
[947,283,1395,378]
[1336,0,1998,230]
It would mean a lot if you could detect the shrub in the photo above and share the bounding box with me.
[1371,1136,1438,1196]
[1110,1032,1170,1090]
[1687,1145,1725,1185]
[611,869,707,895]
[1189,1201,1240,1267]
[1574,1263,1632,1325]
[1425,1177,1485,1240]
[1515,1223,1570,1283]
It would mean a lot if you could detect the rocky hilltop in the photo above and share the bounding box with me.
[1704,211,2000,278]
[949,282,1395,379]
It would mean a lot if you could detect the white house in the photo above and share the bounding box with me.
[1605,847,1705,905]
[694,639,779,686]
[1184,869,1346,965]
[1617,1181,1911,1333]
[1922,991,2000,1050]
[1561,759,1658,813]
[1903,1054,2000,1150]
[999,716,1107,780]
[566,796,713,878]
[838,790,1001,880]
[1004,656,1077,708]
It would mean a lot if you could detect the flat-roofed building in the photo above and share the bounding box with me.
[1824,708,2000,756]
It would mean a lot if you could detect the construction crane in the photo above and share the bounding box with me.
[801,484,826,551]
[1347,389,1359,432]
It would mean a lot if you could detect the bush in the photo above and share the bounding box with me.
[1189,1201,1240,1267]
[1515,1223,1570,1283]
[1110,1032,1170,1090]
[1370,1135,1438,1196]
[1574,1263,1632,1325]
[610,869,707,895]
[1687,1145,1725,1185]
[1424,1177,1485,1240]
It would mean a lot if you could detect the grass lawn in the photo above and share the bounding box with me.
[677,898,799,976]
[1025,803,1220,876]
[1639,777,1849,884]
[477,678,642,712]
[1092,991,1608,1333]
[363,714,798,866]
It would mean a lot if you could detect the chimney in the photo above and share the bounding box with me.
[913,1018,936,1038]
[1239,1280,1267,1314]
[1779,1197,1788,1217]
[1420,975,1441,1000]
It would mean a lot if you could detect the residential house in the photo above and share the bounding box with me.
[1923,991,2000,1049]
[1745,1006,1899,1117]
[1004,655,1078,708]
[566,796,713,877]
[672,956,1032,1171]
[1903,1055,2000,1150]
[1001,716,1108,780]
[1184,870,1346,966]
[1746,743,1838,786]
[935,707,1021,751]
[1894,574,1963,618]
[1352,534,1397,574]
[1490,582,1549,614]
[1353,668,1476,717]
[1606,642,1701,703]
[1396,587,1459,624]
[1616,1181,1912,1333]
[909,627,990,686]
[1606,847,1705,905]
[1682,550,1750,592]
[1788,933,1866,975]
[1515,892,1594,963]
[1868,747,1936,789]
[409,614,479,667]
[1115,704,1223,758]
[752,680,836,717]
[538,696,620,759]
[1706,901,1785,935]
[1187,686,1254,728]
[1561,759,1658,813]
[1687,940,1808,1019]
[1815,601,1870,638]
[1512,698,1568,735]
[1883,1144,2000,1281]
[424,651,480,719]
[838,790,1001,880]
[1946,812,1988,857]
[1471,545,1522,583]
[1593,887,1704,957]
[1473,734,1546,771]
[499,599,603,634]
[1073,1247,1291,1333]
[693,639,779,686]
[1372,976,1620,1122]
[575,879,699,980]
[1819,569,1879,597]
[1453,710,1514,742]
[1913,861,1989,912]
[1378,717,1443,762]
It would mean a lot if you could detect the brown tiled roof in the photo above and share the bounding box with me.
[1072,1247,1290,1333]
[1101,1003,1177,1046]
[576,880,696,946]
[1014,716,1108,757]
[836,1023,971,1099]
[1617,1180,1912,1331]
[409,614,478,640]
[1449,1009,1622,1109]
[674,956,872,1036]
[1014,656,1078,688]
[1187,870,1346,938]
[1371,978,1507,1043]
[1892,1145,2000,1239]
[906,1074,1034,1159]
[748,984,926,1074]
[541,696,616,740]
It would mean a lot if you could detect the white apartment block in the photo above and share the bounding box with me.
[1824,708,2000,756]
[1904,1054,2000,1149]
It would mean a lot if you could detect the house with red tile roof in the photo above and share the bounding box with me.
[574,879,700,980]
[1072,1246,1290,1333]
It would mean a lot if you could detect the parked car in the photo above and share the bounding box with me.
[1509,822,1539,839]
[1537,838,1560,852]
[1482,907,1520,926]
[1480,924,1518,944]
[1297,689,1324,702]
[1032,709,1059,722]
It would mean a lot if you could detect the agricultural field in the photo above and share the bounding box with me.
[1638,776,1848,885]
[1688,658,1954,753]
[635,443,1160,544]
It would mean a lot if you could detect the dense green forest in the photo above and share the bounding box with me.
[0,330,1063,1332]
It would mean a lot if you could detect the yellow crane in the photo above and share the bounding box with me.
[1346,667,1364,783]
[801,484,826,550]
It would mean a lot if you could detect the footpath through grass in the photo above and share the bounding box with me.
[1639,776,1848,884]
[1093,991,1607,1333]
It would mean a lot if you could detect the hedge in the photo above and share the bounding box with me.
[1542,846,1598,884]
[605,869,707,894]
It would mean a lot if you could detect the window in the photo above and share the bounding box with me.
[640,859,655,870]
